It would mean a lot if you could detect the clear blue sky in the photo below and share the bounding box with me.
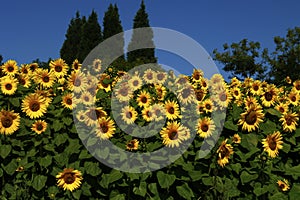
[1,0,300,79]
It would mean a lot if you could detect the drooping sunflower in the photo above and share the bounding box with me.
[62,93,74,110]
[164,100,181,120]
[277,179,290,192]
[262,131,283,158]
[34,69,55,88]
[193,88,206,102]
[250,80,263,96]
[0,76,18,95]
[0,110,20,135]
[28,63,39,72]
[98,73,112,93]
[160,121,185,148]
[238,104,264,132]
[143,69,156,84]
[137,90,152,107]
[261,84,278,107]
[31,120,47,134]
[196,117,216,138]
[96,117,116,140]
[128,74,143,91]
[191,69,203,83]
[22,93,48,119]
[17,75,31,88]
[121,106,138,124]
[1,60,18,76]
[217,139,234,168]
[72,59,81,72]
[232,134,241,144]
[67,71,88,93]
[56,168,83,192]
[126,139,139,151]
[49,58,69,78]
[279,112,299,132]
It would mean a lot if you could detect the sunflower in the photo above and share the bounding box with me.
[202,99,214,113]
[194,88,206,102]
[286,76,292,84]
[230,77,241,88]
[83,107,107,127]
[151,103,165,121]
[238,104,264,132]
[178,85,197,105]
[31,120,47,134]
[293,80,300,93]
[243,77,254,88]
[128,74,143,91]
[137,90,152,107]
[62,93,74,110]
[28,63,39,72]
[72,59,81,72]
[279,112,298,132]
[156,71,167,84]
[175,75,189,88]
[143,68,156,84]
[210,74,225,86]
[98,73,111,92]
[212,86,232,109]
[196,103,205,115]
[126,139,139,151]
[0,110,20,135]
[0,76,18,95]
[114,83,133,102]
[67,71,88,93]
[17,75,31,88]
[164,100,181,120]
[191,69,203,83]
[244,96,260,109]
[261,84,278,107]
[56,168,83,192]
[34,69,55,88]
[1,60,18,76]
[250,80,263,96]
[142,107,154,122]
[262,131,283,158]
[231,87,242,101]
[22,93,48,119]
[277,179,290,192]
[160,121,185,148]
[92,59,102,72]
[121,106,138,124]
[155,84,167,101]
[76,110,87,123]
[80,92,94,106]
[217,139,234,167]
[49,58,68,78]
[275,102,289,114]
[287,91,299,106]
[96,117,116,140]
[19,64,32,76]
[196,117,216,138]
[232,134,241,144]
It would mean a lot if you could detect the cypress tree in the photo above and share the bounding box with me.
[60,11,84,65]
[77,10,102,63]
[127,0,157,65]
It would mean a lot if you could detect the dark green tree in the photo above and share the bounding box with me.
[127,0,157,65]
[266,27,300,84]
[0,55,3,65]
[77,10,102,62]
[60,11,85,65]
[213,39,267,80]
[102,4,125,63]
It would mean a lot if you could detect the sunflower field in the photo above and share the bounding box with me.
[0,58,300,200]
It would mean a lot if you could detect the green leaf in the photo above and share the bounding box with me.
[62,117,73,126]
[188,170,204,181]
[289,183,300,199]
[232,103,243,121]
[9,97,20,107]
[285,164,300,178]
[53,120,64,132]
[202,176,213,186]
[224,120,238,131]
[266,108,282,117]
[32,175,47,191]
[269,192,288,200]
[148,183,158,195]
[79,149,92,159]
[72,189,82,200]
[157,171,176,188]
[54,133,68,146]
[0,145,11,159]
[39,155,52,168]
[240,170,259,184]
[176,183,194,200]
[230,163,242,174]
[110,194,126,200]
[100,170,123,188]
[87,136,98,147]
[2,160,17,175]
[133,181,147,197]
[224,178,240,197]
[282,143,291,153]
[4,183,15,195]
[84,162,101,176]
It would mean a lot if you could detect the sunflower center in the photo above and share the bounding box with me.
[279,107,285,113]
[95,110,105,119]
[146,73,153,80]
[30,101,40,112]
[126,111,132,119]
[127,142,134,148]
[264,92,273,101]
[63,173,76,184]
[245,111,257,125]
[205,104,211,110]
[20,79,26,85]
[168,107,175,114]
[201,124,209,132]
[74,78,81,87]
[7,66,14,72]
[55,65,63,72]
[66,98,72,105]
[219,93,227,102]
[133,80,139,86]
[23,69,28,74]
[100,123,108,133]
[1,117,13,128]
[5,83,12,90]
[42,76,50,83]
[157,73,164,81]
[120,88,128,96]
[291,96,296,102]
[234,90,239,96]
[195,90,204,101]
[253,85,259,91]
[182,88,191,99]
[74,64,79,70]
[202,81,207,87]
[193,73,200,80]
[141,96,147,104]
[285,117,293,126]
[220,147,229,159]
[37,123,44,131]
[268,138,277,151]
[84,96,90,102]
[168,130,178,140]
[296,84,300,90]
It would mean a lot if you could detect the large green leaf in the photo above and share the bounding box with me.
[157,171,176,188]
[2,160,17,175]
[240,170,258,184]
[84,161,101,176]
[224,120,238,131]
[32,175,47,191]
[0,145,11,159]
[176,183,194,200]
[133,181,147,197]
[100,170,123,188]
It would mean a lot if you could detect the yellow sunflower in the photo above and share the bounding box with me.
[210,74,225,86]
[261,84,278,107]
[128,74,143,91]
[96,117,116,140]
[178,85,197,105]
[98,73,111,92]
[121,106,138,124]
[19,64,31,76]
[156,71,167,85]
[72,59,81,72]
[83,107,107,127]
[231,87,242,101]
[0,110,20,135]
[22,93,48,119]
[238,104,264,132]
[217,139,234,167]
[31,120,47,134]
[191,69,203,83]
[212,86,232,109]
[244,96,260,109]
[126,139,139,151]
[28,63,39,72]
[175,75,189,87]
[287,91,299,106]
[142,107,154,122]
[164,100,181,120]
[262,131,283,158]
[1,60,18,76]
[250,80,263,96]
[196,117,216,138]
[56,168,83,192]
[49,58,69,78]
[114,83,133,102]
[137,90,152,107]
[279,112,298,132]
[34,69,55,88]
[277,179,290,192]
[143,68,156,84]
[293,80,300,93]
[92,59,102,72]
[275,102,289,114]
[155,84,167,101]
[151,103,165,121]
[232,134,241,144]
[17,75,31,88]
[0,76,18,95]
[230,77,241,88]
[286,76,292,84]
[67,71,88,93]
[202,98,214,113]
[62,93,74,110]
[80,92,94,106]
[160,121,185,148]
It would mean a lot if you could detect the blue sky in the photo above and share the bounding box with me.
[1,0,300,79]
